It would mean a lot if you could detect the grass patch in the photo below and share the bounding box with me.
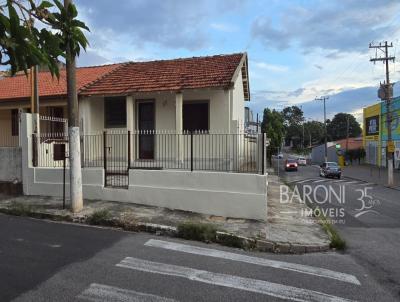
[314,207,346,250]
[87,209,113,226]
[177,222,218,242]
[6,201,33,216]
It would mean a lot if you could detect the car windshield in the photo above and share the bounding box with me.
[287,159,297,163]
[298,157,305,160]
[327,162,338,167]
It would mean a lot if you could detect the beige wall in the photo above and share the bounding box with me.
[0,109,17,146]
[82,89,233,134]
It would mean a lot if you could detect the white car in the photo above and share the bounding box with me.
[297,157,307,166]
[277,153,283,159]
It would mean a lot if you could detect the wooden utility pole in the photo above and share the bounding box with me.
[315,96,329,161]
[65,0,83,212]
[369,41,395,186]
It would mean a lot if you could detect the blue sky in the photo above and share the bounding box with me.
[74,0,400,122]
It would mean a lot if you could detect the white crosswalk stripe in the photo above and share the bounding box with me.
[145,239,360,285]
[116,257,355,302]
[77,283,177,302]
[292,178,373,187]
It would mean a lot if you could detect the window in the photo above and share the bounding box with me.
[11,109,19,136]
[183,102,209,132]
[105,97,126,128]
[47,107,64,134]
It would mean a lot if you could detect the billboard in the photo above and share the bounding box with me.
[365,115,379,136]
[381,97,400,141]
[363,103,381,141]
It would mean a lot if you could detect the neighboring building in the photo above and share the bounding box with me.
[363,96,400,168]
[244,106,261,135]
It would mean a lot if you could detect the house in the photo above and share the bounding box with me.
[0,53,267,221]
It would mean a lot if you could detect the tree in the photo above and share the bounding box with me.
[262,108,285,164]
[0,0,88,76]
[327,113,362,141]
[303,120,325,146]
[1,0,89,212]
[281,105,304,147]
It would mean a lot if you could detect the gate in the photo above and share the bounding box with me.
[103,131,130,188]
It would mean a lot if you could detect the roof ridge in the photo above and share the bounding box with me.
[78,62,128,93]
[123,52,245,65]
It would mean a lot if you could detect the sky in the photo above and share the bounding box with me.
[73,0,400,123]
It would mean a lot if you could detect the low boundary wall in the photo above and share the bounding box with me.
[0,147,22,182]
[21,113,267,221]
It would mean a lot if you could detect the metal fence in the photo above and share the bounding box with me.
[33,130,266,188]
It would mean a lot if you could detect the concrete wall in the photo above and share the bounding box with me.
[23,167,267,220]
[0,147,22,182]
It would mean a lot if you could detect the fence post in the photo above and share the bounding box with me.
[261,133,265,175]
[190,131,193,171]
[128,130,131,170]
[32,133,38,167]
[103,131,107,187]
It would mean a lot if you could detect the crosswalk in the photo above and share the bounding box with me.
[290,177,375,187]
[76,239,362,302]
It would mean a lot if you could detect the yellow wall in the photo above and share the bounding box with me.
[363,103,381,165]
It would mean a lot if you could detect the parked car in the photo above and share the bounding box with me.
[319,162,341,179]
[297,157,307,166]
[285,159,298,171]
[277,153,283,159]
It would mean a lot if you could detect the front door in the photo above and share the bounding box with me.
[138,102,155,159]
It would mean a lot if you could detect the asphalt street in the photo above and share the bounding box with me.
[0,214,397,301]
[274,156,400,300]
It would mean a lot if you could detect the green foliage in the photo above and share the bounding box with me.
[6,201,33,216]
[0,0,89,76]
[261,108,285,163]
[177,222,218,242]
[303,120,325,146]
[327,113,362,141]
[87,209,113,225]
[281,106,305,148]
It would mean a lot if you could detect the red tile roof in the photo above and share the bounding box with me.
[0,53,248,102]
[80,53,245,96]
[0,63,122,102]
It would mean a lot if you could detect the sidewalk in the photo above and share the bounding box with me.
[0,175,330,253]
[342,163,400,189]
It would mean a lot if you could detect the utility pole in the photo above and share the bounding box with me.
[300,105,304,149]
[315,96,329,162]
[346,114,349,151]
[65,0,83,212]
[369,41,395,186]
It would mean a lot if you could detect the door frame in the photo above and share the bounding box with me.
[135,99,155,160]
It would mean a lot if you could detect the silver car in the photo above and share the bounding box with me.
[319,162,341,179]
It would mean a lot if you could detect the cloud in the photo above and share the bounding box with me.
[210,23,238,33]
[252,60,289,72]
[314,64,323,70]
[251,0,400,53]
[76,0,212,51]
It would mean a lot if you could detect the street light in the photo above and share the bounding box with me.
[315,96,329,162]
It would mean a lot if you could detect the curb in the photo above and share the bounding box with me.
[0,206,330,254]
[343,175,400,191]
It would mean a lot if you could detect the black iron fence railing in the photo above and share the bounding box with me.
[33,130,266,180]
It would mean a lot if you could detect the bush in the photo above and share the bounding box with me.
[177,222,218,242]
[87,209,113,226]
